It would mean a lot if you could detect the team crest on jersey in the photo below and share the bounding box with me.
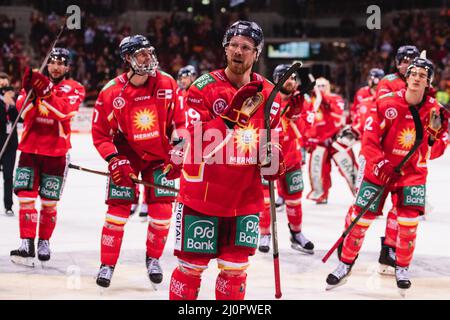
[397,127,416,149]
[113,97,126,109]
[212,98,227,115]
[385,107,398,120]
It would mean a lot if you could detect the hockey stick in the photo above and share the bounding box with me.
[322,105,424,263]
[264,61,302,299]
[0,16,68,160]
[68,163,179,193]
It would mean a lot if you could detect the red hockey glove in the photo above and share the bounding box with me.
[108,155,136,187]
[221,80,263,128]
[304,137,319,153]
[285,93,304,119]
[163,148,184,180]
[22,67,33,94]
[426,108,448,140]
[260,142,286,181]
[31,71,53,98]
[373,159,401,184]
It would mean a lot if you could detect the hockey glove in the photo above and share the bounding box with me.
[426,108,448,140]
[22,67,33,94]
[221,80,263,128]
[285,92,305,120]
[31,71,53,98]
[108,155,137,187]
[163,148,184,180]
[336,125,359,147]
[260,142,286,181]
[373,159,401,184]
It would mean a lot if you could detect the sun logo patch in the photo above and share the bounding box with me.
[398,127,416,149]
[38,103,49,117]
[235,123,259,154]
[133,109,156,131]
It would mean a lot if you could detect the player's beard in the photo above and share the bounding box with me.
[280,82,296,95]
[227,55,253,75]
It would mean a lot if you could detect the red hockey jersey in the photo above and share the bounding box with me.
[16,79,85,156]
[92,71,178,162]
[178,69,282,217]
[304,93,345,143]
[351,85,372,119]
[376,72,406,98]
[363,90,448,186]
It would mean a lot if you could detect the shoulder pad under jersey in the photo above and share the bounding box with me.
[159,70,175,80]
[100,79,117,92]
[383,74,399,82]
[193,73,216,90]
[378,92,396,100]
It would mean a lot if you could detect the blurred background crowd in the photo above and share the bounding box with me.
[0,0,449,106]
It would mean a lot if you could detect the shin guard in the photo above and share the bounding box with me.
[146,203,172,259]
[169,267,201,300]
[38,200,58,240]
[384,209,398,248]
[396,214,419,268]
[215,271,247,300]
[101,221,125,266]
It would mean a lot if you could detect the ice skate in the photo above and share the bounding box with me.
[258,234,271,253]
[146,256,163,287]
[326,261,352,290]
[396,266,411,297]
[378,237,395,276]
[96,264,115,288]
[275,196,285,211]
[289,227,314,254]
[10,238,35,267]
[5,208,14,216]
[139,204,148,222]
[37,239,51,266]
[130,203,138,216]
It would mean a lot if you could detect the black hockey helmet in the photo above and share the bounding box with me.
[395,45,419,65]
[178,65,197,79]
[406,57,434,84]
[49,47,71,65]
[273,64,294,83]
[222,20,264,58]
[119,35,158,76]
[368,68,385,86]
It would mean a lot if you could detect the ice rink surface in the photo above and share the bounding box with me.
[0,133,449,300]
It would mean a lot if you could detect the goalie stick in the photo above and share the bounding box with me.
[322,104,424,263]
[264,61,302,299]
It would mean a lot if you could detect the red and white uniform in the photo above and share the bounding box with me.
[340,90,448,268]
[350,85,372,122]
[170,69,281,301]
[14,79,85,241]
[376,72,405,98]
[260,91,314,235]
[304,92,356,202]
[92,71,179,266]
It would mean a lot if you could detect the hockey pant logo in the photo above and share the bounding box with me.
[285,169,304,194]
[39,174,64,200]
[355,180,383,213]
[331,144,358,195]
[13,167,34,191]
[153,169,178,197]
[403,185,426,208]
[355,155,366,192]
[235,215,259,248]
[308,146,325,200]
[183,214,219,254]
[174,202,184,251]
[107,181,135,201]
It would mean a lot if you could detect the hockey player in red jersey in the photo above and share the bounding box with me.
[91,35,180,288]
[350,68,385,123]
[376,45,419,98]
[258,64,315,255]
[10,48,85,267]
[168,21,285,300]
[303,77,357,204]
[326,57,448,292]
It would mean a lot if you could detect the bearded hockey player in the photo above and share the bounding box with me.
[91,35,181,288]
[10,48,85,267]
[326,57,448,293]
[303,77,357,204]
[258,63,314,255]
[169,20,285,300]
